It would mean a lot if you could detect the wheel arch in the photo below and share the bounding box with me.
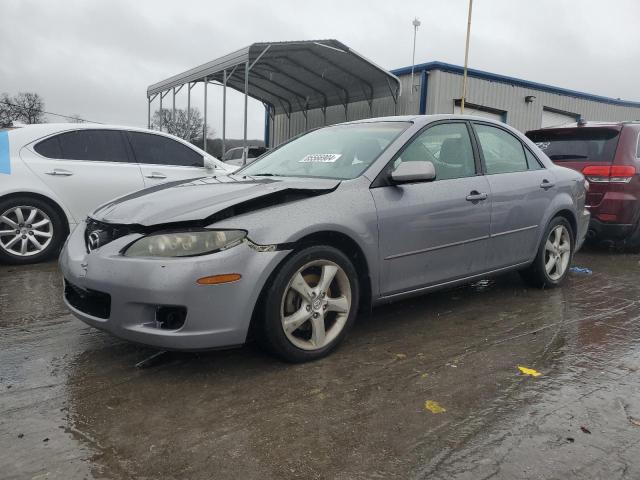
[0,191,71,237]
[552,208,577,243]
[248,230,374,341]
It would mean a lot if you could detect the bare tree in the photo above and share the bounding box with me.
[10,92,47,124]
[0,93,13,127]
[151,107,208,141]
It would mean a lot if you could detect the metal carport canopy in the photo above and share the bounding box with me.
[147,40,401,114]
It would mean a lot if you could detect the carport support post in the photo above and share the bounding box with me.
[172,87,176,121]
[203,78,208,153]
[187,83,191,142]
[159,92,163,131]
[243,61,249,166]
[147,97,151,129]
[222,69,227,159]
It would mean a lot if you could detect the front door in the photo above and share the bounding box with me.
[371,122,492,296]
[22,129,145,222]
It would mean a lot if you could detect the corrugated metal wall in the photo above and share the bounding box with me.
[426,70,640,133]
[268,69,640,145]
[268,75,419,146]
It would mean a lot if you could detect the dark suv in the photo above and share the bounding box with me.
[527,122,640,248]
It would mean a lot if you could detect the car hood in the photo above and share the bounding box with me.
[91,175,341,226]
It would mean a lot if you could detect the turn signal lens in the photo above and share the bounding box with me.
[196,273,241,285]
[582,165,635,183]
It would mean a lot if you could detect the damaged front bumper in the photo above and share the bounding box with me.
[59,221,289,350]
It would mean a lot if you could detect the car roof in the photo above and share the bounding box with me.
[341,114,511,127]
[7,122,205,149]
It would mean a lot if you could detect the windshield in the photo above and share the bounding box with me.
[527,127,620,163]
[240,122,410,179]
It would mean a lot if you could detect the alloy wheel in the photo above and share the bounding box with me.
[544,225,571,281]
[280,259,352,351]
[0,206,54,257]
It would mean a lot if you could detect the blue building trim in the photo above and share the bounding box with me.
[419,69,428,115]
[392,61,640,109]
[0,131,10,175]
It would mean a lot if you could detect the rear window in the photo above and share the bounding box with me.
[526,128,620,163]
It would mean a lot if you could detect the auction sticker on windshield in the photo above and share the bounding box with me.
[299,154,341,163]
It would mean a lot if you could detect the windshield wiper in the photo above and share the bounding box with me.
[251,173,277,177]
[549,154,589,160]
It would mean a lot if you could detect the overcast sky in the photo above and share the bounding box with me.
[2,0,639,139]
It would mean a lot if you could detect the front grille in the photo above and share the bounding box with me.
[85,218,140,252]
[64,279,111,319]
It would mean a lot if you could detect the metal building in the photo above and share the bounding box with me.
[267,60,640,146]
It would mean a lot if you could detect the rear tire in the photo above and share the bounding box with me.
[520,217,574,289]
[258,245,359,363]
[619,220,640,253]
[0,196,66,265]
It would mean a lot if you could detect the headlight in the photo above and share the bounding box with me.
[123,229,246,258]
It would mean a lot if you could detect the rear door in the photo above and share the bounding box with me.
[472,122,553,268]
[22,129,145,222]
[372,121,492,295]
[127,131,207,186]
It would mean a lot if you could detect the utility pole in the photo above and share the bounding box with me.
[411,17,421,102]
[460,0,473,114]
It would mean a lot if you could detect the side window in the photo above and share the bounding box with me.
[232,149,243,160]
[394,123,476,181]
[128,132,203,167]
[34,136,62,158]
[525,148,544,170]
[474,124,528,174]
[56,130,129,162]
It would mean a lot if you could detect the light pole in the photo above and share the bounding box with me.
[411,17,421,102]
[460,0,473,114]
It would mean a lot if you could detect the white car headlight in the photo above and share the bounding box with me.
[123,229,246,258]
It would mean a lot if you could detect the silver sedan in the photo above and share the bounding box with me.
[60,115,589,362]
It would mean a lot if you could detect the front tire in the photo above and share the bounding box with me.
[520,217,574,288]
[0,196,66,265]
[259,245,360,363]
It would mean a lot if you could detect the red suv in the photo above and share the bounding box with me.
[527,122,640,249]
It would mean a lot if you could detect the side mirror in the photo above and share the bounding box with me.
[391,161,436,184]
[204,156,217,171]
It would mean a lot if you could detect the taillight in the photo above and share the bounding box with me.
[582,165,636,183]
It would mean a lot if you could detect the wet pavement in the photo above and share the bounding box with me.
[1,248,640,479]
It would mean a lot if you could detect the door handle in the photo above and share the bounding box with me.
[466,191,488,202]
[45,169,73,177]
[145,172,167,179]
[540,179,555,190]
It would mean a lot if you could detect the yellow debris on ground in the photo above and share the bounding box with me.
[424,400,446,414]
[518,366,542,377]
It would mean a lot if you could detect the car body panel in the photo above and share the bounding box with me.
[92,175,342,226]
[371,175,491,295]
[59,221,290,350]
[0,123,234,228]
[60,115,589,350]
[527,122,640,242]
[19,142,145,223]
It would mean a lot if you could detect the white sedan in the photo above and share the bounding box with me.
[0,123,234,264]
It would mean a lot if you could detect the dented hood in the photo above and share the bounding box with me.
[90,175,341,226]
